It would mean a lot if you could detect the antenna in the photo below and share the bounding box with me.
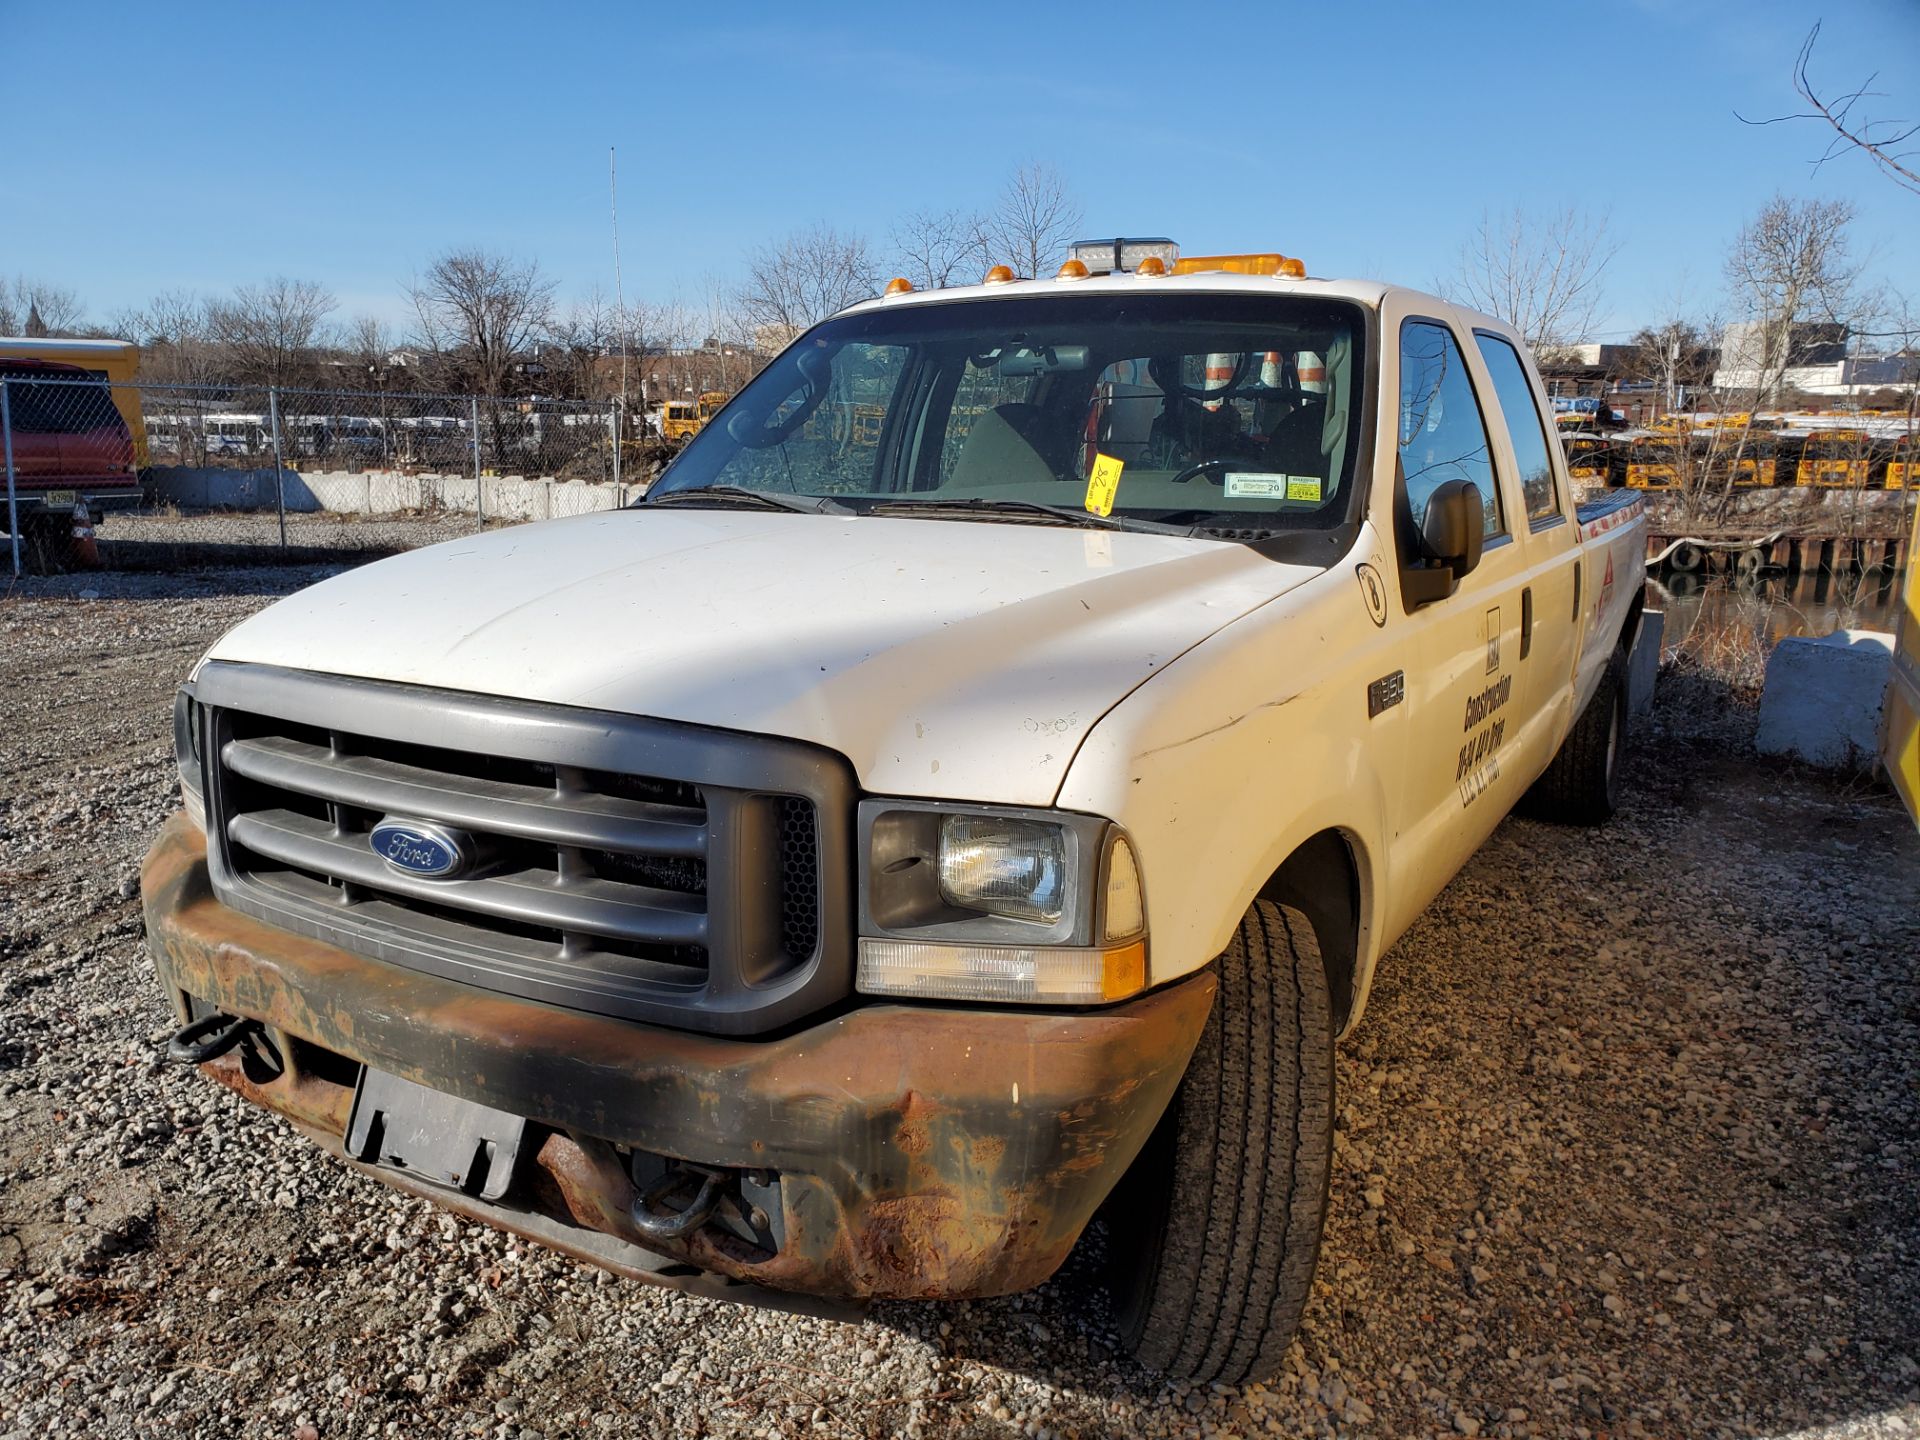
[610,145,629,410]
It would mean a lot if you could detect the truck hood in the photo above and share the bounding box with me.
[204,508,1319,805]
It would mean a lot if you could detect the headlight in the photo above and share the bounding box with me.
[936,814,1067,923]
[173,687,206,830]
[857,801,1147,1004]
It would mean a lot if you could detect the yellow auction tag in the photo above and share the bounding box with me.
[1085,453,1124,516]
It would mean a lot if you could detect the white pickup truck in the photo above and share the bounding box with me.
[144,240,1647,1383]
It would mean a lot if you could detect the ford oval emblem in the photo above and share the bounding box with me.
[370,818,471,879]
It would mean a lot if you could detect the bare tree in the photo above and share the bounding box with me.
[735,223,877,345]
[1447,207,1617,351]
[1656,195,1869,524]
[111,289,205,347]
[1739,23,1920,197]
[407,249,555,397]
[205,277,337,388]
[1623,317,1717,413]
[983,163,1081,279]
[546,290,619,401]
[110,290,224,386]
[1721,194,1863,401]
[890,208,990,290]
[335,313,413,393]
[1,276,87,336]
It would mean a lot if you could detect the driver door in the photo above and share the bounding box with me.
[1377,305,1533,938]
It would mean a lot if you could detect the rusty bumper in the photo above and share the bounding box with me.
[141,813,1214,1303]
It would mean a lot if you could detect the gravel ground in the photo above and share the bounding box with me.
[1,568,1916,1440]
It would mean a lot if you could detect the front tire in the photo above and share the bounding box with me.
[1106,899,1334,1384]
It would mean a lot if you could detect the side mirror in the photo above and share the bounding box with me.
[1400,478,1485,609]
[1421,479,1484,575]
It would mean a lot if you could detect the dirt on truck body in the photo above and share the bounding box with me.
[144,809,1211,1306]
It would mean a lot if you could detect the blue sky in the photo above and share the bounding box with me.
[4,0,1916,340]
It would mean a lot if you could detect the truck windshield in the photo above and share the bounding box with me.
[650,293,1367,537]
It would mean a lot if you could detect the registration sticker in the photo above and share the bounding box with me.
[1285,474,1323,501]
[1084,453,1124,516]
[1222,472,1287,499]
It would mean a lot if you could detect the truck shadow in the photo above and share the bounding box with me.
[872,746,1920,1437]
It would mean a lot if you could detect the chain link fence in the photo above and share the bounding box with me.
[2,376,660,575]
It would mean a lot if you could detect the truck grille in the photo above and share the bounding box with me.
[190,663,855,1036]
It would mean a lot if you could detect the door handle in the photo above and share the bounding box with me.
[1521,587,1534,660]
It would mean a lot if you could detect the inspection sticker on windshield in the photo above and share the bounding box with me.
[1223,473,1286,499]
[1085,453,1124,516]
[1223,472,1321,502]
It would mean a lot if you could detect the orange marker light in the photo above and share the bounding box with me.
[884,276,914,295]
[1135,255,1167,276]
[983,264,1015,285]
[1056,258,1090,280]
[1279,257,1306,278]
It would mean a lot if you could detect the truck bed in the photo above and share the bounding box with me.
[1575,490,1644,534]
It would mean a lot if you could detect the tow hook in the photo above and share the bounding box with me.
[164,1012,260,1065]
[628,1164,726,1242]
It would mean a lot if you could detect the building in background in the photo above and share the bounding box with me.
[1713,321,1919,401]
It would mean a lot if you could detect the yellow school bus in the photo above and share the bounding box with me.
[659,390,729,445]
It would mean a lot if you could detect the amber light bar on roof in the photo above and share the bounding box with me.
[1172,253,1306,278]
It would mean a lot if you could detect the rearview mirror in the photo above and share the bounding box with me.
[1400,478,1484,610]
[997,344,1089,377]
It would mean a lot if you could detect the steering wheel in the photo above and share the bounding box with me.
[1170,458,1234,485]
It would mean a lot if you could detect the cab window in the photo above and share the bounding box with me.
[730,339,910,492]
[1398,321,1502,538]
[657,293,1368,537]
[1475,333,1560,524]
[937,356,1035,485]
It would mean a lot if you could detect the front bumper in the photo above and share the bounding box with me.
[142,812,1213,1304]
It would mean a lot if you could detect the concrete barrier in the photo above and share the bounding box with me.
[148,467,629,521]
[1756,628,1896,770]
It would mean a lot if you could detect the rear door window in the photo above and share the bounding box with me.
[0,374,122,436]
[1475,333,1561,525]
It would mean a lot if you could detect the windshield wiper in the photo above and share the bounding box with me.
[643,485,851,516]
[864,497,1197,536]
[1149,509,1283,533]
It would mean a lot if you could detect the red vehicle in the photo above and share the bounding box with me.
[1,359,139,496]
[1,347,145,567]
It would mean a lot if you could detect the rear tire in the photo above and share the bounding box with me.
[1522,649,1627,825]
[1106,899,1333,1384]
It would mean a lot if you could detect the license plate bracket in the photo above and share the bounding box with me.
[346,1068,527,1201]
